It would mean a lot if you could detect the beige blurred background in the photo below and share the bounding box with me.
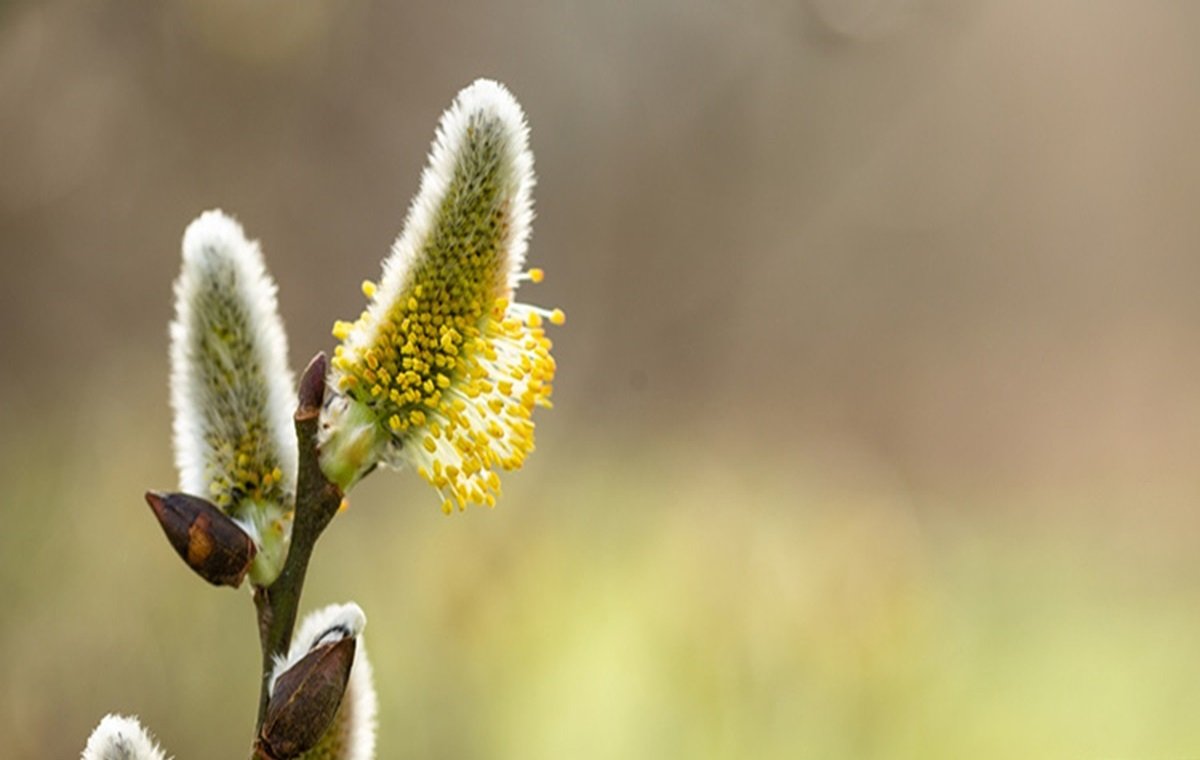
[5,0,1200,757]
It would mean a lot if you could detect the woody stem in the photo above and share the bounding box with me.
[252,353,343,737]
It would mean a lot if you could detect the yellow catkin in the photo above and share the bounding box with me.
[326,100,560,512]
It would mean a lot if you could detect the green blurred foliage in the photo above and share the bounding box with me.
[4,381,1200,757]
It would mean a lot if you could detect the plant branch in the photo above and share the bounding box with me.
[252,353,343,736]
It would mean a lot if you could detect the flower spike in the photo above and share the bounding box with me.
[321,78,561,513]
[81,714,169,760]
[170,210,297,584]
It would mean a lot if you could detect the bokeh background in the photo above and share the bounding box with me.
[4,0,1200,757]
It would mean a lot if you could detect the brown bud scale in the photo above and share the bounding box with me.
[260,637,356,759]
[296,352,328,420]
[144,491,257,588]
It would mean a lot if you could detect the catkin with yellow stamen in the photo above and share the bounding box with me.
[320,79,560,513]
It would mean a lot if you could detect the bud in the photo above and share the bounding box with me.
[320,79,561,514]
[259,637,356,759]
[291,604,377,760]
[81,714,167,760]
[145,490,257,587]
[297,352,329,419]
[170,210,297,584]
[261,603,370,759]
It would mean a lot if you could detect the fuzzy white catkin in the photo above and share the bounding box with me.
[81,714,169,760]
[342,78,535,363]
[272,603,378,760]
[170,209,297,510]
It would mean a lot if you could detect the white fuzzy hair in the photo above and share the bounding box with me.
[169,210,296,504]
[344,78,536,360]
[269,602,377,759]
[336,631,377,760]
[81,714,168,760]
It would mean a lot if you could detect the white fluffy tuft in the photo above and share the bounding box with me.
[339,633,378,760]
[345,78,535,360]
[81,714,169,760]
[169,209,296,503]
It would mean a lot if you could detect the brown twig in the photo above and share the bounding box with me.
[251,352,344,740]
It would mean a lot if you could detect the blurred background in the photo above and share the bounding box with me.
[4,0,1200,756]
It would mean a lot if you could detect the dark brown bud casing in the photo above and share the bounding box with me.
[258,637,356,759]
[144,491,257,588]
[296,352,328,419]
